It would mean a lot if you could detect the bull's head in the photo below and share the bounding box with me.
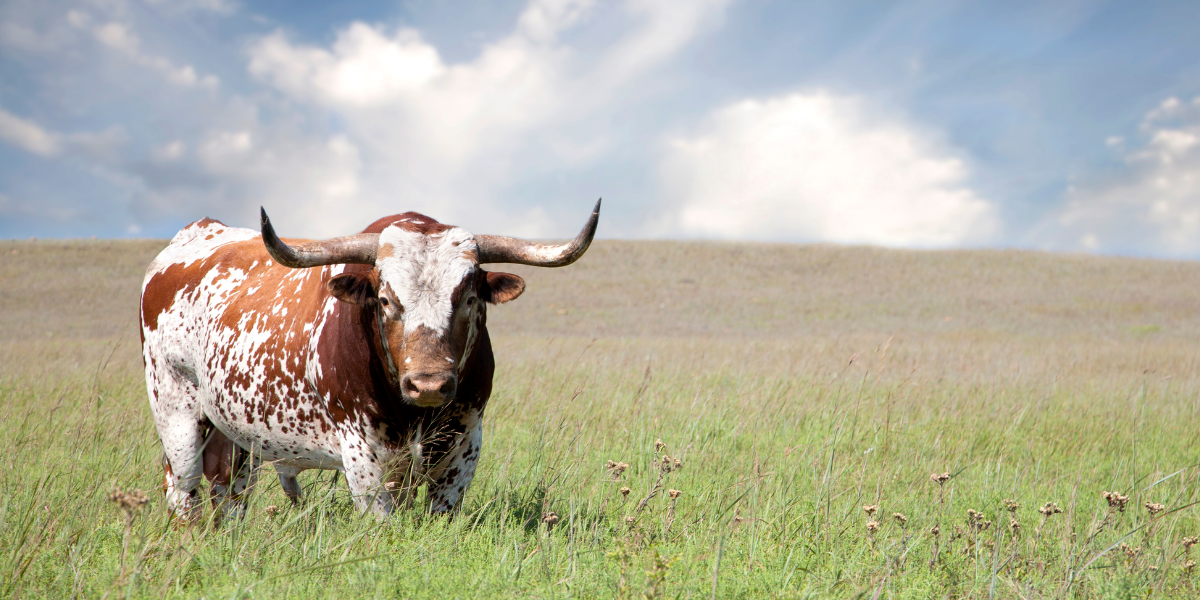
[259,201,599,408]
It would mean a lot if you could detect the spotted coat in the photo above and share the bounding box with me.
[141,213,521,519]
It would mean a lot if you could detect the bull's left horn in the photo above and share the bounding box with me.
[476,198,600,267]
[261,207,379,268]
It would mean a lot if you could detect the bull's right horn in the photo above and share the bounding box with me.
[475,198,600,267]
[260,207,379,268]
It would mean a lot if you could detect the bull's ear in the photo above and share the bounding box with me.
[483,272,525,304]
[327,273,377,305]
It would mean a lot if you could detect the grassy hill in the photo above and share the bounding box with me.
[2,238,1198,598]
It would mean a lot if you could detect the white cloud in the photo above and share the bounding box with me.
[0,105,126,160]
[249,24,446,109]
[653,92,999,247]
[0,106,61,156]
[94,21,139,54]
[129,125,367,234]
[1,0,731,238]
[244,0,731,236]
[0,4,85,54]
[153,140,186,161]
[1036,96,1200,256]
[83,19,219,89]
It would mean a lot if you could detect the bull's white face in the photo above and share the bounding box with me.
[373,225,481,407]
[375,226,479,337]
[326,223,524,408]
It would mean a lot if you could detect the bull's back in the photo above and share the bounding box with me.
[142,219,258,336]
[141,218,343,462]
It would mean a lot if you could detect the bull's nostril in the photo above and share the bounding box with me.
[439,378,457,396]
[401,375,420,397]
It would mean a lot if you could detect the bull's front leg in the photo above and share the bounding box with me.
[338,430,394,517]
[426,417,482,514]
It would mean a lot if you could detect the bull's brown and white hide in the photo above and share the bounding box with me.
[142,214,510,519]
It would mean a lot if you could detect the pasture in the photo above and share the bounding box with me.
[2,237,1199,598]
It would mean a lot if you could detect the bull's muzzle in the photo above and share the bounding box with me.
[401,372,457,407]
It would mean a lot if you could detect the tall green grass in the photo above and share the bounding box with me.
[2,335,1198,598]
[2,239,1199,598]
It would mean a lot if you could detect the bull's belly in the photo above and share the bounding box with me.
[201,390,343,471]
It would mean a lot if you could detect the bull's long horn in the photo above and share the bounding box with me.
[260,207,379,268]
[476,199,601,266]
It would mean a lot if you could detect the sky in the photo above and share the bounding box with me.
[2,0,1199,257]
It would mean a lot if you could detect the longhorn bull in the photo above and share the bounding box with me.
[140,201,599,518]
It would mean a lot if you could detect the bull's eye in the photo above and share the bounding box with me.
[379,297,389,307]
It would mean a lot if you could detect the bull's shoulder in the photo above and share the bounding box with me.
[142,219,266,333]
[166,217,252,247]
[147,219,260,282]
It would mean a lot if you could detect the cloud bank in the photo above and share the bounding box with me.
[3,0,1193,258]
[655,92,998,247]
[1036,96,1200,256]
[239,0,733,236]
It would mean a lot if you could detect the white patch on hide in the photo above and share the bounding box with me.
[144,221,257,283]
[375,226,476,335]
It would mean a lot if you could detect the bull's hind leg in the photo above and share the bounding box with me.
[203,430,261,525]
[147,366,208,521]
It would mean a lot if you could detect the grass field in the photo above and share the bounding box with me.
[2,237,1199,598]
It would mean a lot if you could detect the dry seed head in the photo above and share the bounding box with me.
[892,512,907,527]
[654,439,666,453]
[1102,491,1129,511]
[673,458,683,471]
[107,487,149,513]
[1145,502,1165,516]
[866,520,880,533]
[1039,502,1062,517]
[668,489,682,500]
[1184,559,1196,573]
[1003,499,1020,513]
[1120,543,1140,559]
[931,472,951,485]
[264,505,279,517]
[619,486,631,498]
[967,509,981,522]
[863,504,879,517]
[385,481,398,491]
[625,516,635,527]
[659,455,675,473]
[606,460,629,479]
[930,524,940,537]
[1183,536,1198,549]
[1009,517,1020,534]
[542,512,560,526]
